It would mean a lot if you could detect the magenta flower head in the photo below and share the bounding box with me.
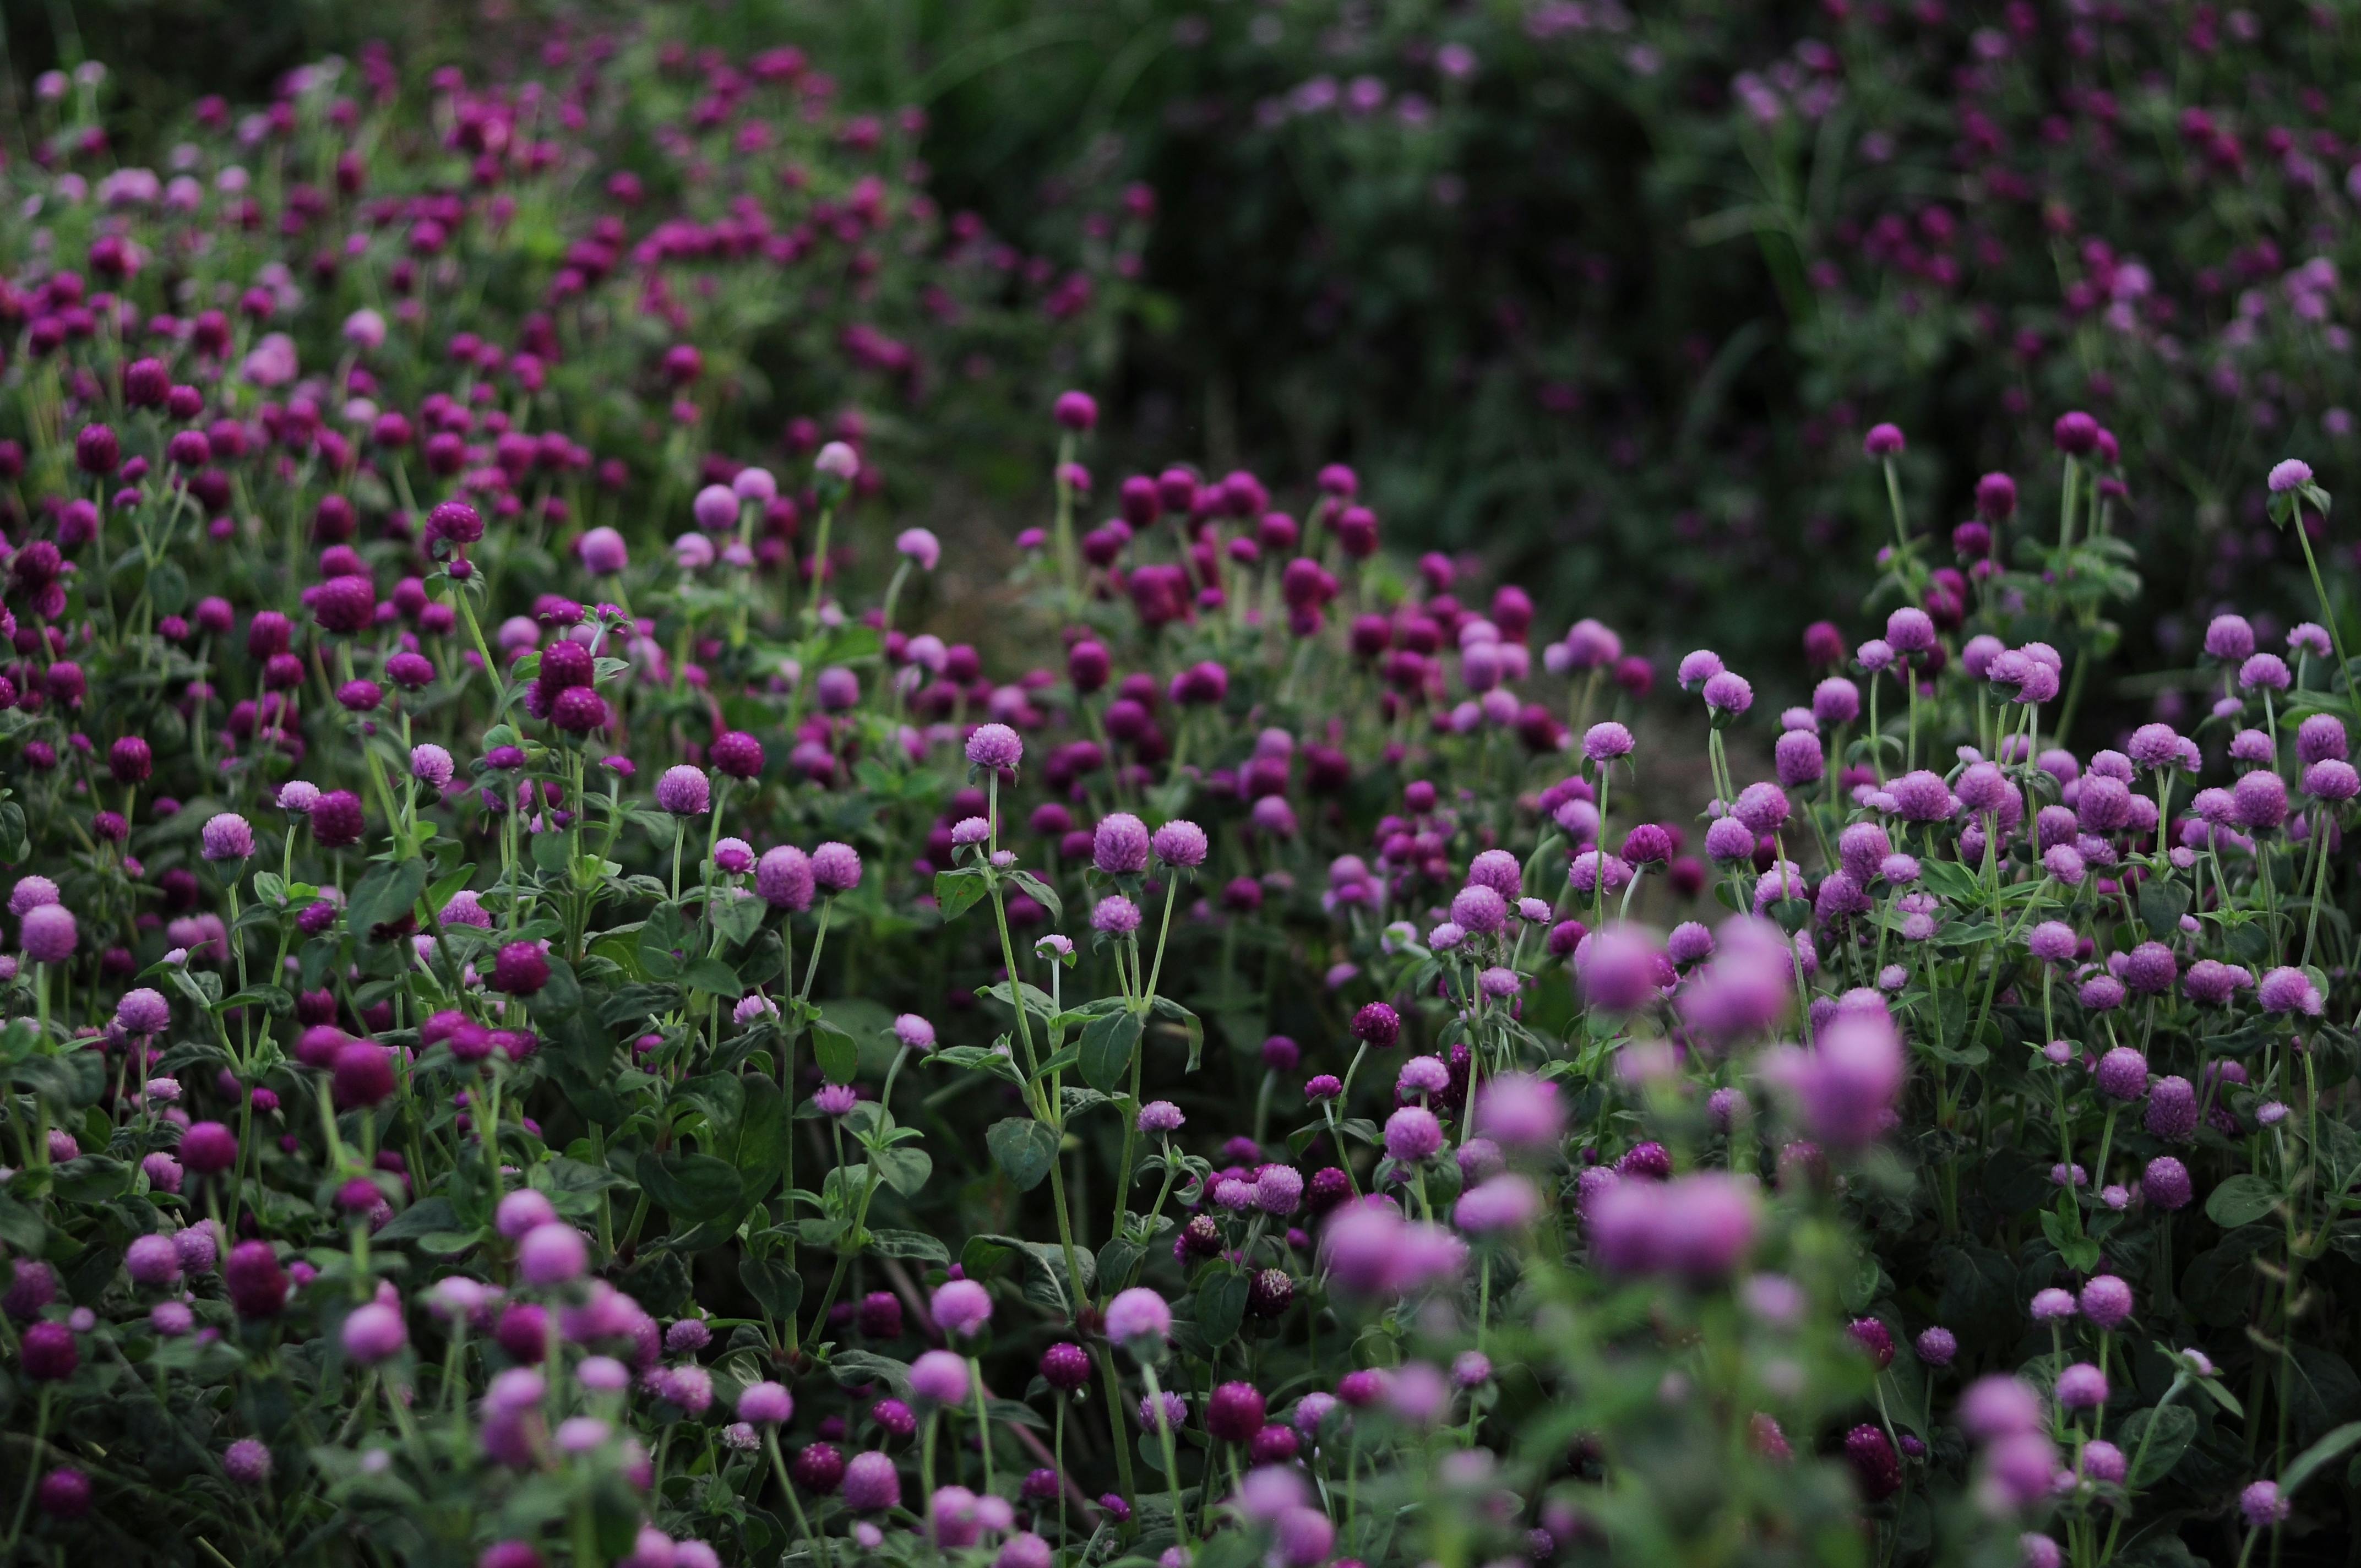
[1473,1072,1564,1148]
[576,527,629,575]
[1575,926,1664,1012]
[757,846,815,911]
[2142,1156,2194,1210]
[517,1222,587,1287]
[2268,458,2314,494]
[1053,390,1099,432]
[843,1452,901,1512]
[910,1349,973,1404]
[2259,966,2325,1016]
[1151,819,1208,869]
[738,1380,794,1424]
[1977,471,2018,519]
[2242,1480,2291,1528]
[710,731,765,781]
[655,765,711,816]
[1733,781,1789,834]
[1863,423,1906,459]
[1091,896,1143,936]
[1701,670,1753,718]
[342,1301,409,1363]
[931,1279,993,1339]
[1093,813,1151,875]
[493,941,550,996]
[19,904,78,964]
[896,528,942,570]
[1350,1001,1401,1048]
[1105,1287,1172,1350]
[965,723,1023,773]
[115,987,171,1037]
[1582,722,1634,764]
[308,790,366,848]
[2095,1046,2148,1101]
[2054,1363,2107,1409]
[1916,1326,1958,1368]
[812,842,862,893]
[1383,1106,1444,1163]
[2079,1275,2133,1330]
[1770,1013,1904,1148]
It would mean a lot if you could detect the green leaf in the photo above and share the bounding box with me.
[1007,869,1063,926]
[639,903,688,981]
[1079,1010,1143,1094]
[2120,1403,2197,1485]
[868,1228,950,1265]
[2039,1208,2101,1276]
[934,868,988,922]
[870,1146,933,1198]
[680,957,740,998]
[709,892,766,948]
[987,1117,1059,1191]
[738,1255,803,1323]
[826,1351,911,1397]
[2280,1418,2361,1498]
[345,859,426,945]
[423,864,477,924]
[1150,996,1205,1073]
[0,1195,46,1253]
[639,1152,744,1226]
[932,1044,1026,1086]
[374,1197,461,1243]
[811,1019,861,1085]
[540,955,583,1014]
[2205,1174,2280,1229]
[1196,1270,1251,1349]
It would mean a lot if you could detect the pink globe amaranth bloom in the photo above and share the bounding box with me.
[2142,1156,2194,1211]
[1701,670,1753,716]
[812,842,863,893]
[654,765,711,816]
[2298,714,2350,765]
[2259,966,2325,1016]
[200,812,255,862]
[1983,1431,2060,1509]
[1383,1106,1444,1163]
[576,527,629,574]
[1575,925,1664,1011]
[1465,848,1522,899]
[342,1301,408,1363]
[1961,1375,2044,1440]
[1091,895,1143,935]
[1769,1012,1905,1148]
[19,903,78,963]
[896,527,942,570]
[1916,1326,1957,1367]
[497,1189,558,1240]
[1587,1172,1760,1282]
[1582,721,1634,763]
[7,877,59,917]
[124,1234,181,1287]
[2241,1480,2291,1527]
[1093,812,1151,874]
[516,1222,587,1287]
[757,846,815,911]
[1151,819,1209,868]
[1053,390,1098,432]
[115,986,171,1036]
[1104,1288,1172,1347]
[2079,1275,2133,1330]
[897,1353,974,1415]
[843,1451,901,1512]
[931,1279,993,1339]
[965,722,1023,772]
[737,1380,793,1424]
[2268,458,2314,494]
[2054,1363,2108,1409]
[1863,422,1906,458]
[2095,1046,2149,1100]
[814,442,860,482]
[1472,1072,1563,1147]
[223,1438,273,1486]
[1453,1173,1541,1233]
[1733,781,1789,834]
[1449,883,1507,935]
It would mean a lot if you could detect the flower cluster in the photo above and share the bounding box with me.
[0,26,2357,1568]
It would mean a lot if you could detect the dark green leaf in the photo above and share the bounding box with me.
[1079,1009,1142,1093]
[375,1197,461,1243]
[639,1152,744,1226]
[2120,1403,2197,1485]
[2205,1174,2280,1229]
[738,1255,803,1322]
[987,1117,1059,1191]
[2280,1419,2361,1498]
[869,1146,932,1198]
[934,868,988,922]
[867,1229,950,1265]
[681,957,740,997]
[1007,869,1063,925]
[1196,1271,1251,1349]
[811,1019,861,1085]
[346,859,427,945]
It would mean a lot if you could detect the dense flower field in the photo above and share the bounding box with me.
[7,20,2361,1568]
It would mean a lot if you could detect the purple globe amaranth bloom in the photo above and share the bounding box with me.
[1582,721,1634,763]
[757,846,814,911]
[812,842,862,893]
[2095,1046,2148,1100]
[200,812,254,862]
[1092,813,1151,874]
[2142,1157,2194,1211]
[1769,1014,1905,1147]
[2055,1363,2108,1409]
[655,765,711,816]
[19,904,77,963]
[931,1279,992,1339]
[2146,1076,2199,1141]
[1151,819,1208,869]
[1846,1424,1901,1501]
[1889,770,1957,822]
[309,790,366,847]
[1575,926,1666,1011]
[1863,422,1906,458]
[494,941,550,996]
[1733,781,1790,834]
[1103,1288,1171,1347]
[1774,729,1824,787]
[843,1451,901,1512]
[1586,1172,1760,1283]
[2259,966,2324,1016]
[2298,714,2350,765]
[1701,670,1753,717]
[2079,1275,2134,1331]
[2241,1480,2291,1527]
[1383,1106,1444,1163]
[964,723,1023,772]
[738,1380,794,1424]
[1916,1326,1958,1368]
[2268,458,2315,493]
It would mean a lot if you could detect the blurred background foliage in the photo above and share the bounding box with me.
[13,0,2361,691]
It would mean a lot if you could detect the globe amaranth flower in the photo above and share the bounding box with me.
[1104,1287,1171,1347]
[2142,1156,2194,1211]
[2079,1275,2133,1330]
[812,842,862,892]
[2259,966,2324,1016]
[1092,813,1151,875]
[964,723,1022,772]
[1150,819,1207,868]
[1383,1106,1444,1163]
[1090,896,1143,936]
[757,846,814,911]
[655,765,711,816]
[2268,458,2314,494]
[2054,1363,2107,1409]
